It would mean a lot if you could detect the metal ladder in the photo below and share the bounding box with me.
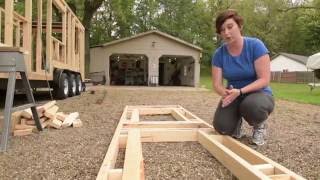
[0,47,43,152]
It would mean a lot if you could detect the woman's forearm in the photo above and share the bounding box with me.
[240,78,269,94]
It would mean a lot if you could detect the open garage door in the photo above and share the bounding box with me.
[109,54,148,85]
[159,55,195,86]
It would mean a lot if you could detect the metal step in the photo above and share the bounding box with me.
[11,103,36,113]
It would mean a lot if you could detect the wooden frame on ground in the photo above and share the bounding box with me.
[97,105,305,180]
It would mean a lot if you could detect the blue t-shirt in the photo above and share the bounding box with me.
[211,37,272,95]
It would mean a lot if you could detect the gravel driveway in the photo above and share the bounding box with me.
[0,86,319,179]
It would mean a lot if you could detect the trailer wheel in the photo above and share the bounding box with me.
[69,74,76,97]
[55,73,69,99]
[75,74,82,95]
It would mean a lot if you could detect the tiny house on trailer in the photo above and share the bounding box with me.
[0,0,85,99]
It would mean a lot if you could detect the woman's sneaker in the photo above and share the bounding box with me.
[251,123,266,146]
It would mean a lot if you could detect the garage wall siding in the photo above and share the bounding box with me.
[90,33,201,86]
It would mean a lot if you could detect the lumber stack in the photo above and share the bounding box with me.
[12,101,83,136]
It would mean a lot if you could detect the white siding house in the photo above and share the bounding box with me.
[271,53,309,72]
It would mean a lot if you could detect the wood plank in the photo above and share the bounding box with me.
[138,108,172,115]
[253,164,275,175]
[197,131,268,179]
[61,112,79,128]
[120,128,199,144]
[221,136,306,179]
[35,0,43,73]
[108,169,122,180]
[56,112,67,121]
[46,0,53,73]
[14,124,36,130]
[21,107,45,119]
[130,109,139,122]
[178,106,213,127]
[96,106,129,180]
[53,0,66,12]
[122,129,144,180]
[13,129,33,136]
[40,101,56,111]
[72,119,83,128]
[4,0,13,45]
[221,136,268,165]
[127,105,180,109]
[49,117,62,129]
[44,105,59,119]
[268,174,292,180]
[171,109,190,121]
[123,121,208,129]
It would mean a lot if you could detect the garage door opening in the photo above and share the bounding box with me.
[109,54,148,85]
[159,55,195,86]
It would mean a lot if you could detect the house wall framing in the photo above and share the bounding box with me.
[0,0,85,81]
[96,105,305,180]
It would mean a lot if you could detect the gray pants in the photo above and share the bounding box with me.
[213,92,275,135]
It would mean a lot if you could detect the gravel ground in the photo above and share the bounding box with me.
[0,86,319,179]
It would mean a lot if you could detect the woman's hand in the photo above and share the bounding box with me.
[221,88,241,107]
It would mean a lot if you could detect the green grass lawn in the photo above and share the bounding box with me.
[200,69,320,105]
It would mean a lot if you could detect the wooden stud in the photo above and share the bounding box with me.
[253,164,275,175]
[198,132,268,179]
[46,0,53,73]
[97,105,305,180]
[268,174,291,180]
[138,108,172,115]
[4,0,13,45]
[36,0,43,73]
[108,169,123,180]
[130,109,139,122]
[96,106,129,180]
[171,108,191,121]
[24,0,32,72]
[123,121,208,129]
[122,129,144,180]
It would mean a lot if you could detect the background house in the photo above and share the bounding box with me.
[271,53,309,72]
[90,30,202,87]
[270,53,319,83]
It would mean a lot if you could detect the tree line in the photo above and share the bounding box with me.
[5,0,320,69]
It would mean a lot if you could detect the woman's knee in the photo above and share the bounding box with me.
[213,112,238,135]
[240,92,274,126]
[213,117,234,135]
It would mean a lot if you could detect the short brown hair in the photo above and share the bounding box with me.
[215,9,244,34]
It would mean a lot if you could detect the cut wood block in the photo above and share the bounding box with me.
[15,124,36,130]
[56,112,66,122]
[49,118,62,129]
[72,119,83,128]
[21,107,45,119]
[20,118,27,125]
[26,119,35,125]
[41,120,51,129]
[62,112,79,128]
[13,129,33,136]
[44,105,59,119]
[39,101,56,111]
[11,111,22,131]
[40,116,48,123]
